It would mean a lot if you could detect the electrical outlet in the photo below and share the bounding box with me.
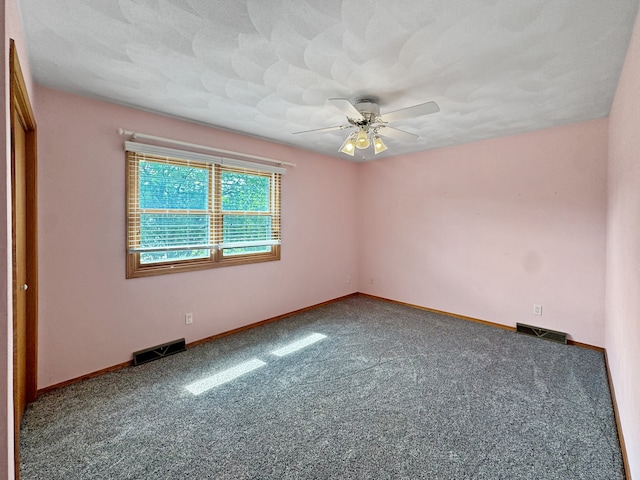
[347,275,351,285]
[185,312,193,325]
[370,277,374,285]
[533,304,542,316]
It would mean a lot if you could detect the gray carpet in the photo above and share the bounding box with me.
[20,295,624,479]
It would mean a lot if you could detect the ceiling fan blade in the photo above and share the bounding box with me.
[328,98,365,121]
[377,125,419,141]
[292,125,351,135]
[380,101,440,123]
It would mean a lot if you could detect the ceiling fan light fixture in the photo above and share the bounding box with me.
[339,133,357,156]
[296,97,440,159]
[373,136,388,154]
[355,128,370,149]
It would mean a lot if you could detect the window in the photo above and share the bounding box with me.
[126,144,282,278]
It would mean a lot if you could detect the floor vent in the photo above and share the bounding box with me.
[516,323,567,344]
[133,338,186,366]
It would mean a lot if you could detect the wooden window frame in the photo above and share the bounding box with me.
[126,152,281,278]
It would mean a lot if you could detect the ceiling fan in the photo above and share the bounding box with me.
[293,98,440,156]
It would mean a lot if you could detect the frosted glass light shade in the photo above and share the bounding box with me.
[339,133,357,156]
[373,136,388,154]
[355,129,370,149]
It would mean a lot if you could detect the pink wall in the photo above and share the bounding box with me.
[2,0,34,477]
[9,8,638,479]
[358,119,608,347]
[607,9,640,478]
[35,86,358,389]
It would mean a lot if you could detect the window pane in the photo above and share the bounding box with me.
[141,249,209,264]
[221,171,269,212]
[140,213,210,264]
[222,245,270,257]
[223,215,271,243]
[139,161,208,210]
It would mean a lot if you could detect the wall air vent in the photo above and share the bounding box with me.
[516,323,567,345]
[132,338,186,366]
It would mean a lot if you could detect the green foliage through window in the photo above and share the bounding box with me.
[140,214,210,264]
[222,215,272,256]
[221,171,270,212]
[139,161,208,210]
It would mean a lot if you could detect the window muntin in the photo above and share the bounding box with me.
[126,152,281,278]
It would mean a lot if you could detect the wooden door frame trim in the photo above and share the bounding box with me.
[10,38,38,477]
[10,39,38,400]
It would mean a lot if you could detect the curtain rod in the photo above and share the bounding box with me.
[117,128,296,168]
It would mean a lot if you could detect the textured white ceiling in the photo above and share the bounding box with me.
[18,0,640,160]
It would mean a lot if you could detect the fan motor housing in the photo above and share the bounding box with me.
[355,99,380,116]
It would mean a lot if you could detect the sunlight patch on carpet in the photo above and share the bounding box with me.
[185,359,266,395]
[271,333,327,357]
